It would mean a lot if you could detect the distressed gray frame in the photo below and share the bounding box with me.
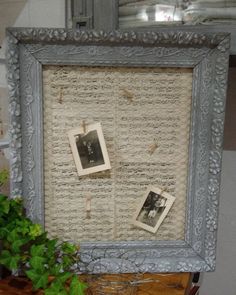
[6,28,230,273]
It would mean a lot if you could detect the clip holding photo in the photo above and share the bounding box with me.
[82,120,87,134]
[148,139,158,155]
[121,87,134,102]
[85,194,92,219]
[58,87,63,104]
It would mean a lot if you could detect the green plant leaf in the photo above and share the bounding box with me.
[45,286,68,295]
[0,194,7,202]
[0,193,82,295]
[45,279,68,295]
[30,244,45,257]
[8,197,23,217]
[62,255,73,269]
[47,239,58,250]
[0,199,10,214]
[58,272,72,284]
[25,269,39,283]
[0,225,8,239]
[29,256,47,272]
[50,264,62,276]
[29,224,43,239]
[34,272,49,289]
[46,239,58,257]
[45,289,58,295]
[26,269,49,290]
[62,242,77,255]
[12,238,28,253]
[69,276,87,295]
[7,229,19,243]
[50,278,63,290]
[16,219,31,235]
[0,169,9,187]
[33,232,48,245]
[0,250,21,270]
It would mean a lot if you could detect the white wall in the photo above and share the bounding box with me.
[0,0,65,87]
[0,0,65,137]
[14,0,65,28]
[201,151,236,295]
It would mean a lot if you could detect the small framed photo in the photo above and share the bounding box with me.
[68,122,111,176]
[132,186,176,233]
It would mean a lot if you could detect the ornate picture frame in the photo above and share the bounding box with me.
[7,28,230,273]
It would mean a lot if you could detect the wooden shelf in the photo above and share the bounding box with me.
[0,273,191,295]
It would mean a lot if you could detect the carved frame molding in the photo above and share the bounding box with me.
[6,28,230,273]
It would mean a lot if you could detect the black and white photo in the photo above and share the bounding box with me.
[132,186,175,233]
[68,122,111,176]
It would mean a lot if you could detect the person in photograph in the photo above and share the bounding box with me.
[145,191,159,215]
[76,130,105,169]
[83,140,96,163]
[137,191,167,227]
[155,196,166,213]
[137,191,158,223]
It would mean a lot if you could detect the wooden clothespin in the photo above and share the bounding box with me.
[148,140,158,155]
[160,187,169,195]
[85,195,91,219]
[0,120,3,136]
[82,120,87,134]
[121,88,134,102]
[58,88,63,104]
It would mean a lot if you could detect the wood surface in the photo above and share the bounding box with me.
[0,273,191,295]
[83,273,192,295]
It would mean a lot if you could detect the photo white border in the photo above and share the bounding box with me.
[132,186,176,233]
[68,122,111,176]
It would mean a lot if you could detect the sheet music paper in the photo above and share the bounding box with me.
[43,66,192,242]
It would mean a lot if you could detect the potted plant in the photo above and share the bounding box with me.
[0,170,87,295]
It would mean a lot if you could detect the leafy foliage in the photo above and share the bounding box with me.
[0,193,86,294]
[0,169,8,188]
[70,275,87,295]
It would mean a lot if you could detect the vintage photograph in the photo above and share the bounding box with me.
[132,186,176,233]
[68,122,111,176]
